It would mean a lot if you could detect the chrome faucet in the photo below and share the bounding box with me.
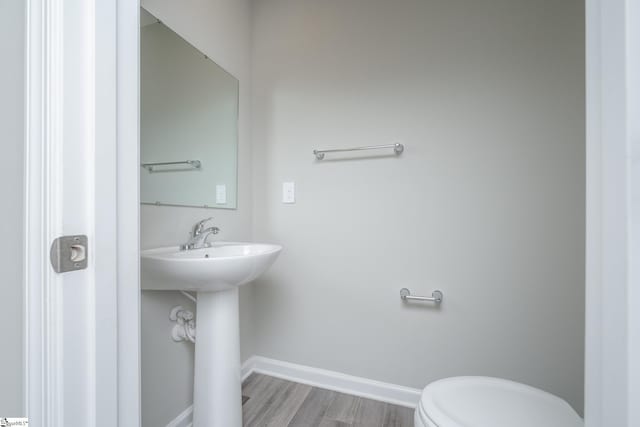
[180,217,220,250]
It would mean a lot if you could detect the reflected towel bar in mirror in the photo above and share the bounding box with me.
[141,160,202,172]
[313,143,404,160]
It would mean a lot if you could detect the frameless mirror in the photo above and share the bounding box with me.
[140,8,239,209]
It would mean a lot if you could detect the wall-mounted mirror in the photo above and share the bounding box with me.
[140,8,239,209]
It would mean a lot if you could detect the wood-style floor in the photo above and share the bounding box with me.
[242,373,414,427]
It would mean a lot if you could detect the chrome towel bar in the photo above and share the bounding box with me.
[400,288,443,304]
[313,143,404,160]
[141,160,201,172]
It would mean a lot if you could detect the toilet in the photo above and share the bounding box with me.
[415,377,583,427]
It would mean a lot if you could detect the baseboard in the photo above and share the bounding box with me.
[242,356,421,409]
[165,405,192,427]
[166,355,421,426]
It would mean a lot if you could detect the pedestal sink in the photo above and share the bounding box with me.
[142,242,282,427]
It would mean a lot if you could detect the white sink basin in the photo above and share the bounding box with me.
[141,242,282,292]
[140,241,282,427]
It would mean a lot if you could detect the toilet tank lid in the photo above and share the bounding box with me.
[420,376,583,427]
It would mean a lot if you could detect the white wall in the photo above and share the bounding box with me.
[139,0,252,425]
[0,0,24,416]
[250,0,585,413]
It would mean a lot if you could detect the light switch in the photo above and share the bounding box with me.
[216,184,227,204]
[282,182,295,203]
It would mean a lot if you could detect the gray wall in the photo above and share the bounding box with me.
[139,0,252,425]
[0,0,24,416]
[139,0,586,422]
[250,0,585,413]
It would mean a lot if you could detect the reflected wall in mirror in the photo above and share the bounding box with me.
[140,8,239,209]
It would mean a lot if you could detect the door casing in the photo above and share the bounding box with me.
[24,0,140,425]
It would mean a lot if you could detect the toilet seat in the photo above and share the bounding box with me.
[415,376,583,427]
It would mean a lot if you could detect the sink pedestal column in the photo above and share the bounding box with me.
[193,288,242,427]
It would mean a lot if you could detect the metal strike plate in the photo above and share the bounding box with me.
[50,235,88,273]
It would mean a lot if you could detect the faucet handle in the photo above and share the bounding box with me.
[193,217,213,235]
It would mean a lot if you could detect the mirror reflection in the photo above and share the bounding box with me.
[140,8,239,209]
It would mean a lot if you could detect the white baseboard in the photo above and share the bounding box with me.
[242,356,421,409]
[165,405,192,427]
[166,355,421,426]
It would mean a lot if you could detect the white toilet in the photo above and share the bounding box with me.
[415,377,583,427]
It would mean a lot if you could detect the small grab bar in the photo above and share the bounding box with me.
[400,288,443,304]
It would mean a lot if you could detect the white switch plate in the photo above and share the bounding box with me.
[282,182,295,203]
[216,184,227,204]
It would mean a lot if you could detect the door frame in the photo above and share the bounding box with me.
[585,0,639,425]
[115,0,141,426]
[24,0,140,425]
